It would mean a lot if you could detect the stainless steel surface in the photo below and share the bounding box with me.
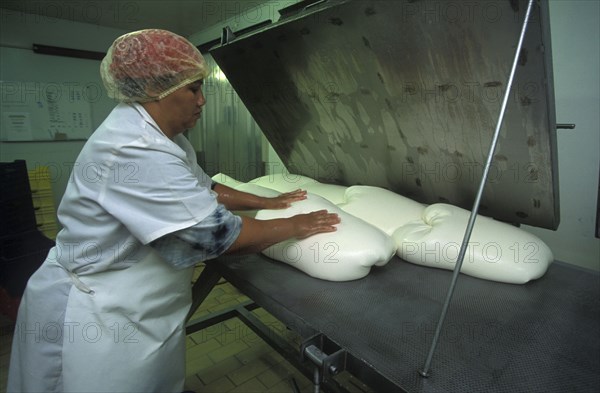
[420,0,536,377]
[214,254,600,392]
[211,0,559,229]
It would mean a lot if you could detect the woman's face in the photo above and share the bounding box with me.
[158,79,206,136]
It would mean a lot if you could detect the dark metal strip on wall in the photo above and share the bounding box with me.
[32,43,105,61]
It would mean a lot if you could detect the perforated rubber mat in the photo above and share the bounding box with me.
[215,255,600,392]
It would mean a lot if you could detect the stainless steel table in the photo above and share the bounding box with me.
[187,255,600,392]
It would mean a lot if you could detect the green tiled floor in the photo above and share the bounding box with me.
[184,266,313,392]
[0,265,314,393]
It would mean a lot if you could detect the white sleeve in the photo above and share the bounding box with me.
[98,144,218,245]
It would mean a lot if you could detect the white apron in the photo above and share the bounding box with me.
[8,248,193,393]
[9,103,213,392]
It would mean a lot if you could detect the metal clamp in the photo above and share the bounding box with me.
[221,26,236,45]
[301,334,346,391]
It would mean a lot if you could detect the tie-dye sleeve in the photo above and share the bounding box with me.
[150,204,242,269]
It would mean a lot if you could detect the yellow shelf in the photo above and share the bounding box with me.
[27,166,57,240]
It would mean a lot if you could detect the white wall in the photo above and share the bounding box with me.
[0,10,128,209]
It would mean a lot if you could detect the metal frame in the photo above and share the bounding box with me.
[186,262,404,393]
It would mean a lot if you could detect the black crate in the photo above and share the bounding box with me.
[0,161,55,297]
[1,160,38,237]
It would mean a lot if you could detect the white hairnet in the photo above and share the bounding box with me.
[100,29,209,102]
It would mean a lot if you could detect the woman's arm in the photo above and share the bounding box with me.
[213,182,340,255]
[151,201,340,267]
[213,182,307,211]
[226,210,340,254]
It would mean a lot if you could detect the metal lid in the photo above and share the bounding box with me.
[211,0,559,229]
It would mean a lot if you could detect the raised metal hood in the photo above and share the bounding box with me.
[210,0,559,229]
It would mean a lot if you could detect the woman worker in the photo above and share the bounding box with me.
[7,29,340,392]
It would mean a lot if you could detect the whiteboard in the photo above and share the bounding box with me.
[1,80,93,141]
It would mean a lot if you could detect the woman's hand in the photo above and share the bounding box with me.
[262,189,308,209]
[214,183,307,211]
[290,209,341,239]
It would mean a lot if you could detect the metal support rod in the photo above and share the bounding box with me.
[186,263,222,322]
[419,0,536,378]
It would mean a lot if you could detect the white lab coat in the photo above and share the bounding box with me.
[7,103,216,392]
